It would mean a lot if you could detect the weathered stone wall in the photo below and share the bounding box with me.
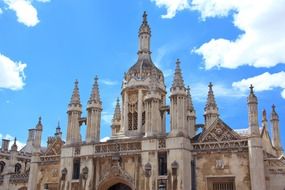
[265,160,285,190]
[195,151,250,190]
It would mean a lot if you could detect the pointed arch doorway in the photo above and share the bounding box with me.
[108,183,132,190]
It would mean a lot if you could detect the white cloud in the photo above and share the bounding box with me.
[0,8,3,14]
[100,136,110,142]
[190,82,245,102]
[151,0,190,18]
[193,0,285,70]
[101,79,118,86]
[4,0,39,27]
[232,71,285,99]
[0,53,26,90]
[3,0,50,27]
[0,134,25,150]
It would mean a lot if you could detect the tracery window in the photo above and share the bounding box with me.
[128,94,138,131]
[72,159,80,179]
[15,163,21,174]
[0,161,5,174]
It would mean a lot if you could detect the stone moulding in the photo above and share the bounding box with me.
[94,141,142,155]
[9,173,29,184]
[192,140,248,152]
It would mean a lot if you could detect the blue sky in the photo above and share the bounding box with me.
[0,0,285,148]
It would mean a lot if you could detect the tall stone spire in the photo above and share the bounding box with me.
[66,80,82,145]
[247,84,266,190]
[171,59,185,89]
[138,11,151,54]
[111,98,122,137]
[270,104,283,153]
[204,82,219,128]
[170,59,187,137]
[88,76,101,105]
[69,80,81,107]
[86,76,102,143]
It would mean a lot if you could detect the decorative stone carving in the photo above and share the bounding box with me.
[171,161,178,176]
[144,162,152,177]
[215,160,224,169]
[61,168,67,181]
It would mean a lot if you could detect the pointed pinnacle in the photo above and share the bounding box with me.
[271,104,279,120]
[113,98,121,121]
[172,58,185,88]
[262,109,267,121]
[143,11,148,23]
[187,85,194,111]
[205,82,218,111]
[70,80,81,105]
[89,76,101,104]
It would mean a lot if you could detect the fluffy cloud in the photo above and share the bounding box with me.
[100,137,110,142]
[0,53,26,90]
[232,72,285,99]
[193,0,285,69]
[3,0,50,27]
[150,0,190,18]
[0,8,3,14]
[101,112,113,125]
[4,0,40,27]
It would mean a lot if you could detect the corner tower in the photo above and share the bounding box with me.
[121,11,166,137]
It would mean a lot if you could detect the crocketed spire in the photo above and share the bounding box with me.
[88,76,101,105]
[172,59,185,89]
[187,86,194,111]
[69,80,81,106]
[112,98,121,121]
[204,82,218,111]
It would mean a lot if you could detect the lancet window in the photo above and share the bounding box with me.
[128,94,138,130]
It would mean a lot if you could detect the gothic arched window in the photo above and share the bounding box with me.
[0,161,5,174]
[15,163,21,174]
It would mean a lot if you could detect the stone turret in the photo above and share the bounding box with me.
[270,104,283,154]
[10,138,18,152]
[111,98,121,137]
[1,139,10,152]
[247,85,266,190]
[144,69,163,137]
[66,80,82,145]
[28,117,43,190]
[86,76,102,143]
[204,82,219,129]
[121,12,166,137]
[186,86,196,138]
[55,121,62,138]
[170,59,187,137]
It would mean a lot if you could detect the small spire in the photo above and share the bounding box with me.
[36,116,43,130]
[187,86,194,111]
[262,109,267,122]
[247,84,257,104]
[55,121,62,138]
[69,80,81,105]
[205,82,218,111]
[249,84,254,94]
[171,59,185,88]
[11,137,18,151]
[88,76,101,105]
[271,104,279,120]
[112,98,121,121]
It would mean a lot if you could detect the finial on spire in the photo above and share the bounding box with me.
[249,84,254,94]
[171,58,185,88]
[143,11,147,23]
[11,137,18,151]
[209,82,213,90]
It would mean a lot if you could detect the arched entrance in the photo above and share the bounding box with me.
[108,183,132,190]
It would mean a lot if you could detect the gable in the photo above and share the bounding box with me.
[198,119,241,143]
[44,138,64,156]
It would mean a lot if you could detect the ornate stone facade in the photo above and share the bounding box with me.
[1,12,285,190]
